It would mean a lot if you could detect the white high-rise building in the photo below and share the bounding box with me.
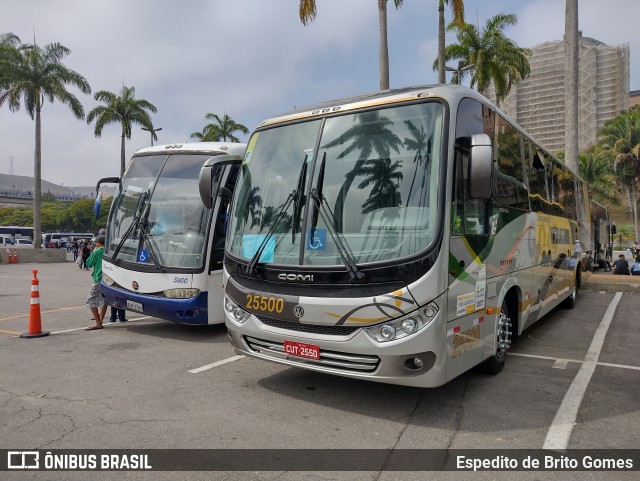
[486,33,629,153]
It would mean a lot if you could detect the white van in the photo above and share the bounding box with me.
[0,235,15,248]
[15,239,34,248]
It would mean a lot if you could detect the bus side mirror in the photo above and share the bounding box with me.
[469,134,493,199]
[199,166,214,209]
[611,224,617,235]
[94,176,120,219]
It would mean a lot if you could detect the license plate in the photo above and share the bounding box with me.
[284,340,320,360]
[126,300,144,312]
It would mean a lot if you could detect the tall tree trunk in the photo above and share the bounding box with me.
[564,0,579,173]
[378,0,390,90]
[438,1,446,84]
[120,132,126,176]
[564,0,588,247]
[33,102,42,250]
[632,183,639,242]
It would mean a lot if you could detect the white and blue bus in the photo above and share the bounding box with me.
[98,142,245,325]
[215,85,597,387]
[43,231,95,247]
[0,225,34,240]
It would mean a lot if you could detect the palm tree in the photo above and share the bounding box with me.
[437,0,465,84]
[87,86,157,176]
[577,147,619,205]
[599,109,640,240]
[0,41,90,249]
[190,125,216,142]
[190,113,248,142]
[0,33,21,97]
[435,13,531,104]
[299,0,403,90]
[0,33,20,61]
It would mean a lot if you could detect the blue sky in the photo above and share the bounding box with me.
[1,0,638,188]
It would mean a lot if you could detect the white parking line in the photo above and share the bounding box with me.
[543,291,622,450]
[188,355,245,373]
[509,352,640,372]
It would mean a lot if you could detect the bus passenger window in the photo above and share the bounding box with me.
[453,149,488,236]
[493,115,529,211]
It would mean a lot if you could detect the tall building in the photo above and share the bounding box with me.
[486,33,629,153]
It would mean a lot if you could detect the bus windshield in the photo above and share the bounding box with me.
[228,101,444,266]
[106,153,214,269]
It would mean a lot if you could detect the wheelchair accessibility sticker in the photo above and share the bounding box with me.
[307,229,326,250]
[137,250,149,263]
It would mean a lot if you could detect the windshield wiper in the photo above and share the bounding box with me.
[309,152,325,246]
[138,202,164,271]
[246,154,310,276]
[291,154,309,243]
[245,191,295,276]
[112,190,149,261]
[309,154,365,281]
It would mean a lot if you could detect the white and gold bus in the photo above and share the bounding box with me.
[211,85,594,387]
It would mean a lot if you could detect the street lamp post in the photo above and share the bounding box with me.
[142,127,162,146]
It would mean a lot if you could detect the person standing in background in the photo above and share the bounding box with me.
[85,235,107,330]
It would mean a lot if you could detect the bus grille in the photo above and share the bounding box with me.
[256,316,361,336]
[244,336,380,373]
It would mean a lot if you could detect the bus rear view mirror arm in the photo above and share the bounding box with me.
[95,176,120,195]
[199,154,244,209]
[217,186,232,199]
[469,133,493,200]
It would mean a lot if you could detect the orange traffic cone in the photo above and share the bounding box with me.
[13,248,18,264]
[7,248,12,264]
[21,269,49,338]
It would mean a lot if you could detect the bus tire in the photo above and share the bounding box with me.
[562,273,579,309]
[478,299,511,375]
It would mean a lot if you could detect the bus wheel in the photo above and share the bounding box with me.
[562,274,578,309]
[479,299,512,375]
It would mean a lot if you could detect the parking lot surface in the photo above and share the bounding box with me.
[0,260,639,480]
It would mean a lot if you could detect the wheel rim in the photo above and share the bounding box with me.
[496,304,512,360]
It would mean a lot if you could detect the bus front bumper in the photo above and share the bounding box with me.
[225,313,448,388]
[100,282,210,325]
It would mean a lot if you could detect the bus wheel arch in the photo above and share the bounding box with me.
[562,266,580,309]
[479,287,518,375]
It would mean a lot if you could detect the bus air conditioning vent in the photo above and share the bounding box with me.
[256,316,361,336]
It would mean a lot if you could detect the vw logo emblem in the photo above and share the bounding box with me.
[293,305,304,318]
[132,281,139,291]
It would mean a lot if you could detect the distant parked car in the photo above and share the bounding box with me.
[15,239,34,248]
[0,235,15,247]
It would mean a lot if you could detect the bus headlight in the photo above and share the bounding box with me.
[224,296,251,324]
[102,273,114,286]
[163,288,200,299]
[364,302,438,343]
